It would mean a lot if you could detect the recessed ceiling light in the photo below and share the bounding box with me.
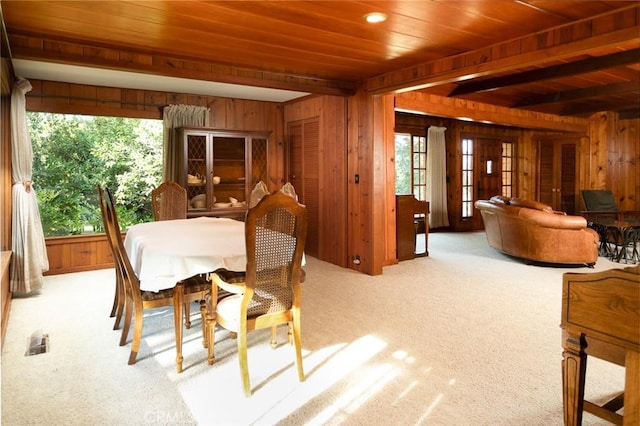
[363,12,387,23]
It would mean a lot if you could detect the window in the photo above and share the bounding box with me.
[502,142,513,197]
[461,137,474,218]
[29,113,163,236]
[395,132,427,201]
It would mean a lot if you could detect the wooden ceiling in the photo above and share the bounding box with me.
[2,1,639,119]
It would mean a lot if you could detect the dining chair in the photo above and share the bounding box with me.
[206,191,308,396]
[98,185,125,330]
[97,185,126,331]
[581,189,640,259]
[151,180,188,221]
[98,186,210,373]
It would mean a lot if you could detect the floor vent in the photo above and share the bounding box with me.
[25,331,49,356]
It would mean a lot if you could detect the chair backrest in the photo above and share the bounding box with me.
[581,189,619,212]
[243,191,308,317]
[98,186,142,297]
[151,181,188,221]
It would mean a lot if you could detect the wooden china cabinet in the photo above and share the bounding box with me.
[177,127,270,218]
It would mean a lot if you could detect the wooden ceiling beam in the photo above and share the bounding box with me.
[450,48,640,96]
[513,80,640,108]
[367,5,640,95]
[395,91,588,133]
[619,108,640,120]
[8,34,357,97]
[560,101,639,118]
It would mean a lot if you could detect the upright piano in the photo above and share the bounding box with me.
[396,195,430,261]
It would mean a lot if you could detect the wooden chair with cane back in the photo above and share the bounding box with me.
[151,180,188,221]
[205,191,308,396]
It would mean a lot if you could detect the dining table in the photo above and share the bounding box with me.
[124,216,248,292]
[587,216,640,264]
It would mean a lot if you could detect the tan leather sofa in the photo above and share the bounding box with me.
[475,196,599,266]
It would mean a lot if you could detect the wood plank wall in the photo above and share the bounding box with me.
[587,111,640,211]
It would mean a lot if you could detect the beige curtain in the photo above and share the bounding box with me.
[162,104,210,182]
[10,78,49,294]
[427,126,449,228]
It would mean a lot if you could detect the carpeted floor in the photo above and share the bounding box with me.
[1,231,630,425]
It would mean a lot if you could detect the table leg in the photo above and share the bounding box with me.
[206,279,219,365]
[563,333,587,426]
[173,282,185,374]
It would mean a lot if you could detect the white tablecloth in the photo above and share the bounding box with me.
[124,217,246,292]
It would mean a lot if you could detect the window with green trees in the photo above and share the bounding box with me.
[29,113,163,237]
[395,132,427,201]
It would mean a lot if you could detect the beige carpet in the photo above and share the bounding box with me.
[1,231,629,425]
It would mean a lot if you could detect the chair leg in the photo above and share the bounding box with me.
[109,277,118,318]
[173,283,185,373]
[292,315,305,382]
[206,314,216,365]
[238,327,251,396]
[184,300,191,329]
[200,299,208,348]
[120,296,133,346]
[128,301,144,365]
[270,325,278,348]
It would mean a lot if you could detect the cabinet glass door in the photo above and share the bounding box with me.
[185,134,208,212]
[251,138,268,187]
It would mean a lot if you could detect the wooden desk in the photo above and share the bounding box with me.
[561,265,640,425]
[396,195,429,261]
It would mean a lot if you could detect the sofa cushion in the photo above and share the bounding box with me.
[509,198,553,213]
[490,195,511,205]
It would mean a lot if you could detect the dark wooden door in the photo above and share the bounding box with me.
[474,138,502,228]
[538,138,578,214]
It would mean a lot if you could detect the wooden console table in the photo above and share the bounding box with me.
[396,195,429,261]
[561,265,639,425]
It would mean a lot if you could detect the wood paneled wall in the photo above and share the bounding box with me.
[586,112,640,211]
[45,234,114,275]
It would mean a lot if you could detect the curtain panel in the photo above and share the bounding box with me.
[10,78,49,294]
[427,126,449,228]
[162,105,210,182]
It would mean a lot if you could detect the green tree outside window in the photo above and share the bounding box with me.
[29,113,163,236]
